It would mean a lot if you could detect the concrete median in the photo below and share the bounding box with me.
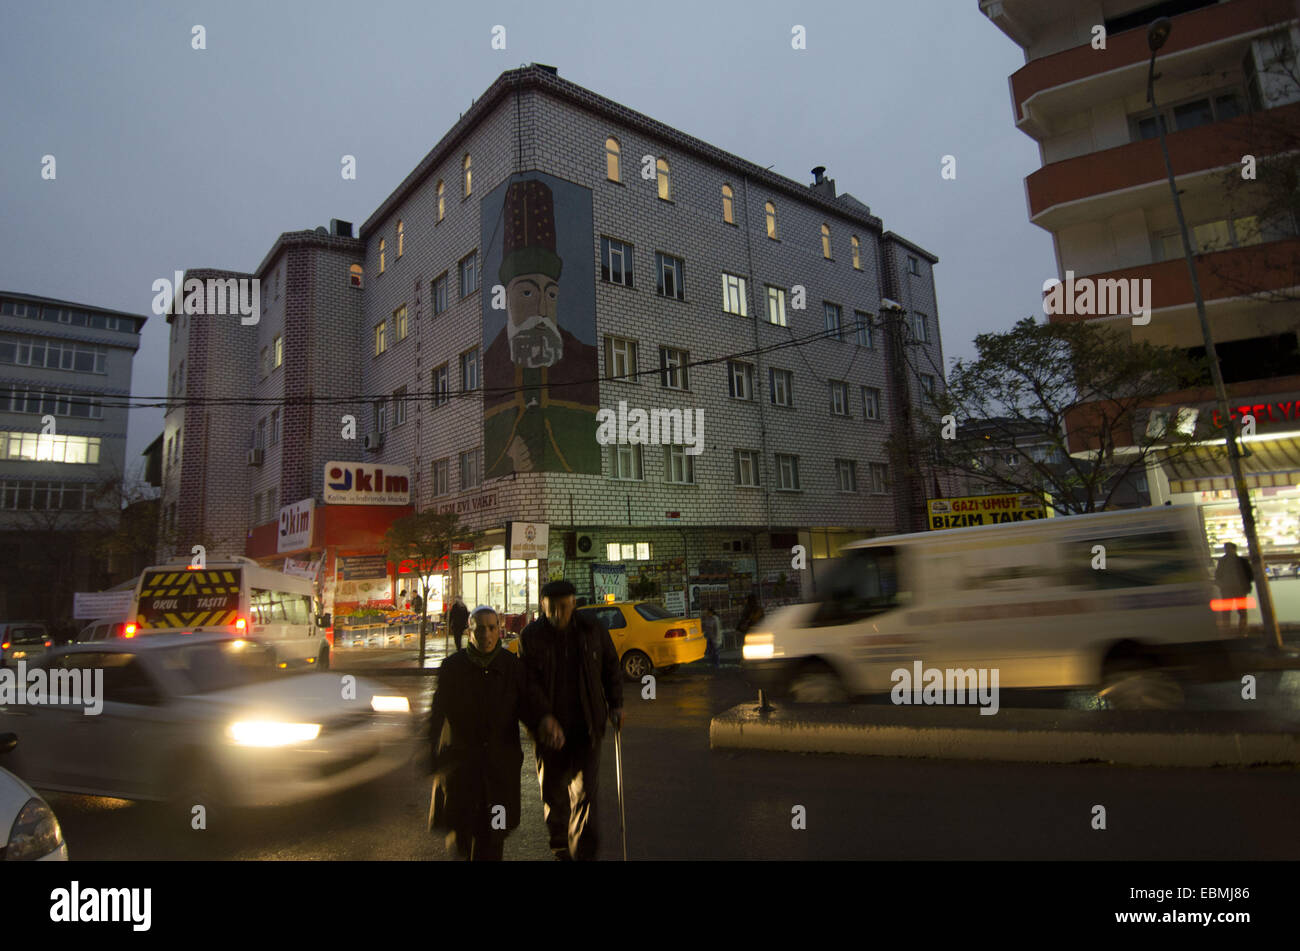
[710,701,1300,767]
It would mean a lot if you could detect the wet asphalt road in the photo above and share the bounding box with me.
[41,656,1300,860]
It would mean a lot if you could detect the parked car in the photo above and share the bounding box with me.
[0,623,52,669]
[0,734,68,860]
[0,634,412,813]
[506,601,706,680]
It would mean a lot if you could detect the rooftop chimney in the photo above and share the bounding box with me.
[330,219,353,238]
[810,166,836,199]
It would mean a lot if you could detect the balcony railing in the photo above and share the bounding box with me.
[1027,101,1300,220]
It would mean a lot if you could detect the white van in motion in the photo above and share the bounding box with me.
[743,506,1236,708]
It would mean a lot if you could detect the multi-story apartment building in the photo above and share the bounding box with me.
[983,0,1300,566]
[0,290,146,619]
[161,65,949,626]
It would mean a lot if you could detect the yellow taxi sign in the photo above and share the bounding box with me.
[926,493,1049,530]
[605,593,617,603]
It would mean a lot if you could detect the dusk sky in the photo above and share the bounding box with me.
[0,0,1056,475]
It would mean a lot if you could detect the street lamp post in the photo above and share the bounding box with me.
[1146,17,1282,649]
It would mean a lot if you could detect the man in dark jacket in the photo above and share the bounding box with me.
[428,605,563,860]
[447,598,469,650]
[1215,542,1254,635]
[518,580,623,861]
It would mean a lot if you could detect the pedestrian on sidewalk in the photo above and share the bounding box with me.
[736,593,763,639]
[517,579,623,861]
[702,607,721,669]
[427,605,563,861]
[447,598,469,650]
[1214,542,1254,636]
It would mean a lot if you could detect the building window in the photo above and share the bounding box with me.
[605,336,638,382]
[432,364,449,407]
[269,409,280,446]
[659,347,688,390]
[601,237,634,287]
[666,445,695,484]
[912,313,929,343]
[862,386,881,421]
[766,286,787,327]
[919,374,936,402]
[824,302,842,340]
[375,400,389,434]
[0,432,102,465]
[379,238,386,274]
[394,387,408,426]
[605,137,620,181]
[907,255,919,275]
[459,449,481,489]
[727,361,754,400]
[273,335,283,367]
[259,347,269,379]
[722,273,747,316]
[765,202,778,240]
[830,381,848,416]
[256,417,267,450]
[775,453,800,491]
[851,236,861,270]
[0,337,108,374]
[835,459,858,492]
[735,449,759,487]
[437,180,445,221]
[350,264,363,287]
[821,223,832,259]
[614,444,643,480]
[656,157,671,200]
[395,305,409,341]
[655,252,684,300]
[433,273,448,314]
[721,184,734,224]
[855,311,873,348]
[460,252,478,297]
[432,459,449,497]
[397,220,404,258]
[4,386,103,420]
[463,153,472,197]
[769,368,793,407]
[374,321,387,355]
[461,347,480,391]
[869,462,888,494]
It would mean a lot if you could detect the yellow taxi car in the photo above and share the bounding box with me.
[504,601,705,680]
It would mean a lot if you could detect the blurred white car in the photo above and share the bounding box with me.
[0,734,68,860]
[0,634,412,810]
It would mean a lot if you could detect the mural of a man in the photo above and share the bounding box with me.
[483,176,601,477]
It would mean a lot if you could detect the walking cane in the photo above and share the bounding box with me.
[614,723,627,861]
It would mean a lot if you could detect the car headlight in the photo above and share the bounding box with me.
[5,798,64,861]
[370,695,410,713]
[742,632,775,660]
[227,721,321,747]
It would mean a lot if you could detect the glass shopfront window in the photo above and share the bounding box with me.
[459,546,539,614]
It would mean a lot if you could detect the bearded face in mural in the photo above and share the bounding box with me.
[506,274,562,369]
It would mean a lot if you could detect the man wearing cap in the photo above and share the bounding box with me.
[428,605,563,860]
[517,579,623,860]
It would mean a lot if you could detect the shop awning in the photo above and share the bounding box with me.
[1160,436,1300,494]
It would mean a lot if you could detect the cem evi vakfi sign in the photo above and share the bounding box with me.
[323,462,410,505]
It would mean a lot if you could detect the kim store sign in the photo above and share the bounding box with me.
[323,462,410,505]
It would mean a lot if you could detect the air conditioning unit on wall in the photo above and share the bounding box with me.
[364,432,383,451]
[574,533,596,558]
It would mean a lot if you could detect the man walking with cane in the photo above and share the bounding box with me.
[517,580,623,860]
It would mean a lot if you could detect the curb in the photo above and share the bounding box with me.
[709,703,1300,767]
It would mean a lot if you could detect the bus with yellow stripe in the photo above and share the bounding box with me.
[132,558,330,669]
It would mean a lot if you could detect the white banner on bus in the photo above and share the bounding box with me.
[73,590,135,620]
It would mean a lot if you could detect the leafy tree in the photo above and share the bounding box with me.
[385,510,481,666]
